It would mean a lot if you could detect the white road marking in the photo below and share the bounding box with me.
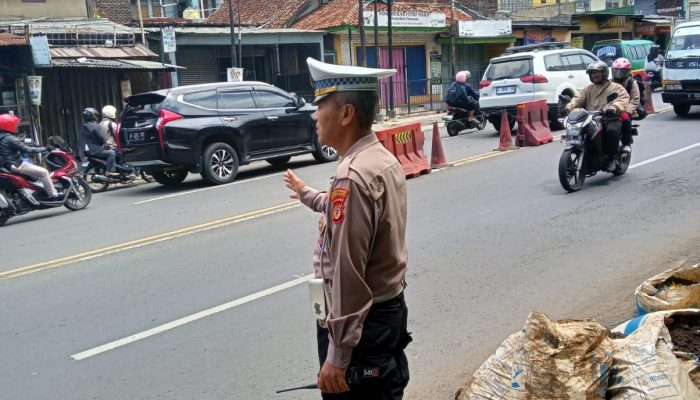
[630,142,700,169]
[134,173,284,204]
[71,273,314,360]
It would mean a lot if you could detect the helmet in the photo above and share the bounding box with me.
[102,105,117,119]
[0,113,20,134]
[455,71,467,83]
[82,107,100,122]
[611,58,632,80]
[586,61,609,82]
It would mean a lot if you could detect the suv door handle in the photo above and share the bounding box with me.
[568,75,575,79]
[223,117,237,122]
[267,116,278,121]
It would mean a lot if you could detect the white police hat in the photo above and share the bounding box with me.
[307,57,397,104]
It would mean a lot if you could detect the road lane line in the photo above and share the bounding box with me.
[71,273,315,361]
[630,142,700,169]
[134,173,284,204]
[0,202,301,280]
[450,150,514,166]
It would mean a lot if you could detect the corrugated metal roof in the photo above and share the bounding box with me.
[42,58,184,71]
[5,18,134,35]
[50,44,157,59]
[0,33,28,46]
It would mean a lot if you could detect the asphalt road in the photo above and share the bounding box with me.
[2,98,699,400]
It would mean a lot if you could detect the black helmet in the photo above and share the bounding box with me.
[586,61,609,82]
[82,107,100,122]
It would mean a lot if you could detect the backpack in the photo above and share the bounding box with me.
[626,78,647,120]
[445,82,460,106]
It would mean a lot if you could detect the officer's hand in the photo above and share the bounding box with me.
[318,361,349,394]
[604,107,617,117]
[283,169,305,200]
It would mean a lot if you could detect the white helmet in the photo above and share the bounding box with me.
[101,105,117,120]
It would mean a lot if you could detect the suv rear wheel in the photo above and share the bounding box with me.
[152,168,188,185]
[201,142,239,185]
[312,136,339,163]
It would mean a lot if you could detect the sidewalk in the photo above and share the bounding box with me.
[372,110,447,132]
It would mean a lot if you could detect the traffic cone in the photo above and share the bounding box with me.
[430,122,447,168]
[644,82,656,114]
[495,109,517,151]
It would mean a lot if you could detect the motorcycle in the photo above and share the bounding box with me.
[0,136,92,226]
[644,70,662,91]
[443,106,488,137]
[82,148,154,193]
[558,94,633,193]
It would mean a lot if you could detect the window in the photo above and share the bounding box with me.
[256,91,295,108]
[605,0,619,9]
[544,54,567,71]
[563,54,586,70]
[218,91,256,109]
[581,53,597,67]
[486,59,532,80]
[182,90,217,109]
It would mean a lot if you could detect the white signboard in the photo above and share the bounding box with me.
[364,12,446,28]
[29,36,51,66]
[227,68,244,82]
[162,26,176,53]
[458,20,512,37]
[28,76,42,106]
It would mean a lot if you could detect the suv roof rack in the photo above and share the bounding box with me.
[504,42,571,55]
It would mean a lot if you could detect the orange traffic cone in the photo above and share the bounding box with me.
[495,109,517,151]
[430,122,447,168]
[644,82,656,114]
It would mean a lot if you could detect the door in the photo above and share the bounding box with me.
[217,89,267,153]
[254,90,309,150]
[378,47,407,107]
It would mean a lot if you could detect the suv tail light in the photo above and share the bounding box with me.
[115,120,122,152]
[479,80,491,89]
[155,109,183,151]
[520,74,548,84]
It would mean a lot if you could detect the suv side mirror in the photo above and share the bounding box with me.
[297,96,306,107]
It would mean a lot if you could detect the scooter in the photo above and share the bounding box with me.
[558,93,634,192]
[82,149,154,193]
[644,70,662,91]
[443,106,488,137]
[0,136,92,226]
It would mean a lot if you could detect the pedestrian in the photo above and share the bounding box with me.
[284,57,412,399]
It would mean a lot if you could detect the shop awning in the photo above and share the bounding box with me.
[641,18,672,25]
[437,36,516,45]
[39,58,184,71]
[0,33,28,46]
[50,44,157,58]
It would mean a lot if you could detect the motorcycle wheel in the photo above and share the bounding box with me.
[558,149,586,192]
[140,170,155,183]
[65,178,92,211]
[84,166,109,193]
[446,121,462,137]
[477,117,487,131]
[613,149,631,176]
[0,215,9,226]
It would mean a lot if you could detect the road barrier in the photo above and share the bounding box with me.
[516,99,554,146]
[643,82,656,114]
[375,122,431,178]
[495,109,517,151]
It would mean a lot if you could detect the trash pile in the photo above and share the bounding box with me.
[456,262,700,400]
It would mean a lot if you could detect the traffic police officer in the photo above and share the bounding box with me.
[284,58,411,399]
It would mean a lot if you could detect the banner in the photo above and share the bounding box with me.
[524,31,552,45]
[27,76,42,106]
[655,0,684,17]
[162,26,176,53]
[458,20,512,37]
[364,11,446,28]
[227,68,244,82]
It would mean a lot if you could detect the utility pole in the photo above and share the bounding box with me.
[450,0,456,78]
[373,0,379,67]
[136,0,146,44]
[359,0,367,66]
[228,0,237,68]
[237,0,243,67]
[388,0,394,118]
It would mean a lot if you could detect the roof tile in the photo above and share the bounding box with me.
[206,0,308,28]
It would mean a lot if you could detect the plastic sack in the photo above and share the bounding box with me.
[635,263,700,314]
[608,309,700,399]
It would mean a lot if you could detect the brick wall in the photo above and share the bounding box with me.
[94,0,133,24]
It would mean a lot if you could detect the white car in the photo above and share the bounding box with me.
[479,42,603,133]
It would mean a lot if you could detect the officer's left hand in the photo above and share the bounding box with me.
[283,169,305,200]
[318,361,349,393]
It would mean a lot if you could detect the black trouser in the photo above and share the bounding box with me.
[621,118,633,146]
[316,294,411,400]
[602,119,622,158]
[89,149,116,172]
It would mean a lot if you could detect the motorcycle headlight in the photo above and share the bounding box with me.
[567,124,582,136]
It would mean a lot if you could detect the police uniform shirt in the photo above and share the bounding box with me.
[299,132,408,369]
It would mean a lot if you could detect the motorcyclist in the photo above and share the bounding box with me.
[0,113,62,201]
[645,45,664,85]
[78,107,118,178]
[611,57,638,153]
[99,105,118,149]
[452,70,481,123]
[565,61,630,171]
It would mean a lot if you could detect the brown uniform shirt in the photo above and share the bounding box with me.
[299,133,408,369]
[566,80,630,114]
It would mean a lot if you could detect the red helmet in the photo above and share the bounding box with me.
[0,113,20,134]
[611,58,632,80]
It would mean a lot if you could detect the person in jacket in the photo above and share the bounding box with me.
[565,61,630,171]
[99,105,118,149]
[0,113,61,201]
[78,107,118,177]
[452,70,481,122]
[284,58,411,399]
[611,58,638,153]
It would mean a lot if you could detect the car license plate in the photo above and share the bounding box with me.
[128,131,146,142]
[496,86,516,95]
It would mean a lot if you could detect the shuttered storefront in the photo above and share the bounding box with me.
[176,47,219,86]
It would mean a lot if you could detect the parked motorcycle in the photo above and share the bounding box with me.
[0,136,92,226]
[558,99,633,192]
[82,149,154,193]
[443,106,488,137]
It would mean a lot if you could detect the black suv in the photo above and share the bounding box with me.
[117,82,337,185]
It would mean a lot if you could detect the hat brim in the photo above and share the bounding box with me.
[312,93,331,105]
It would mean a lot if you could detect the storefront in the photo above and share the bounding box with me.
[635,18,673,49]
[573,13,637,50]
[0,34,38,143]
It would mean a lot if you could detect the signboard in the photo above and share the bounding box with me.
[29,36,51,66]
[458,20,512,37]
[655,0,684,17]
[429,54,442,84]
[121,80,132,99]
[363,11,446,28]
[227,68,244,82]
[571,37,584,49]
[599,16,626,30]
[524,31,552,45]
[162,26,176,53]
[27,76,42,106]
[635,23,656,35]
